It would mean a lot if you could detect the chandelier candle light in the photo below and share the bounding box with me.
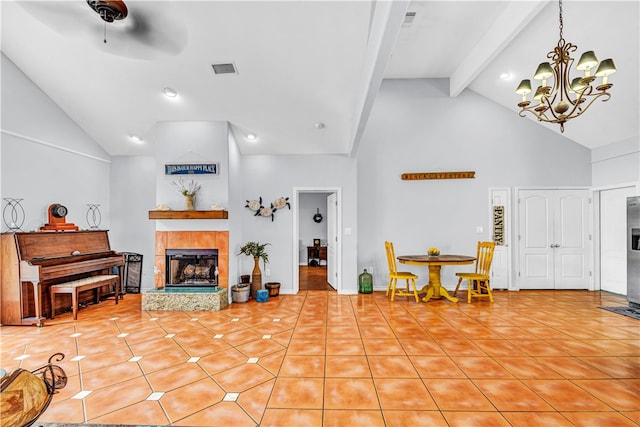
[515,0,616,132]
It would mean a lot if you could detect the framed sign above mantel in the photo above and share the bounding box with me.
[165,163,218,175]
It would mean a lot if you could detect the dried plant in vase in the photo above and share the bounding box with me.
[172,178,201,210]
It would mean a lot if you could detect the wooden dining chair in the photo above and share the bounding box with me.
[453,241,495,303]
[384,241,420,302]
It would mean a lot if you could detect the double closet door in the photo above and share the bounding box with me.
[518,189,590,289]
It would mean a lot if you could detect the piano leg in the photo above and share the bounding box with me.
[31,281,44,327]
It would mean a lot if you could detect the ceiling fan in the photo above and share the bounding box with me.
[87,0,128,23]
[86,1,128,43]
[17,0,188,59]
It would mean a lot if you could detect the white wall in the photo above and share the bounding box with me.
[591,137,640,187]
[109,156,156,289]
[299,192,330,263]
[237,155,358,294]
[154,121,229,232]
[1,53,111,233]
[357,79,592,288]
[108,121,231,290]
[227,131,243,287]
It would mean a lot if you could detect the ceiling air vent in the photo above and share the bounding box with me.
[211,63,238,75]
[404,12,416,24]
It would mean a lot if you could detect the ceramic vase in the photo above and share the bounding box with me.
[184,194,195,210]
[251,257,262,298]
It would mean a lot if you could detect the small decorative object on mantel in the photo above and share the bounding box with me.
[2,198,26,232]
[40,204,78,231]
[401,171,475,181]
[85,204,102,229]
[155,204,171,211]
[245,196,290,221]
[172,178,201,211]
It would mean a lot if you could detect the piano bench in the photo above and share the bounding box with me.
[50,274,120,320]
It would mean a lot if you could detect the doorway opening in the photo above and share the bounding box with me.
[592,184,637,294]
[299,266,334,291]
[293,188,342,293]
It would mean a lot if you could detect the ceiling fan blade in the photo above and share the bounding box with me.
[17,0,187,59]
[17,1,95,38]
[121,7,187,56]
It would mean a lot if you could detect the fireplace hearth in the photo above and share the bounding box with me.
[166,249,218,287]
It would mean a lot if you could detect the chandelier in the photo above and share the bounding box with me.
[515,0,616,132]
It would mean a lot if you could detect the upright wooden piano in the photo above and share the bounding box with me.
[1,230,125,326]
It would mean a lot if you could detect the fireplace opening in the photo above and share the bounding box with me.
[166,249,218,287]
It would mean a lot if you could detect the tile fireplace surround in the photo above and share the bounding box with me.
[154,231,229,289]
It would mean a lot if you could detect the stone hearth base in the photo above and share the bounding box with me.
[142,288,228,311]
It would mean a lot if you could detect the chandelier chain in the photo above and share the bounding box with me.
[558,0,563,41]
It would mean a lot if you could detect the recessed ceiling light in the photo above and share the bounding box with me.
[163,87,178,98]
[315,122,325,129]
[499,72,512,80]
[130,135,143,144]
[247,133,257,141]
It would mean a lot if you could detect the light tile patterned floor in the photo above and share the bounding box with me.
[1,290,639,426]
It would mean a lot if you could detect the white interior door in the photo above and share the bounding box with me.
[600,186,635,294]
[326,193,337,288]
[519,190,554,289]
[518,189,590,289]
[554,190,590,289]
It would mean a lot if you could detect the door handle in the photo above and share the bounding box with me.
[550,244,560,248]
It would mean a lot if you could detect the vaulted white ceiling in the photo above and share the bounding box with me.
[2,1,638,157]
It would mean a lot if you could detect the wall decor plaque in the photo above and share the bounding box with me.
[493,205,505,246]
[401,171,475,180]
[165,163,218,175]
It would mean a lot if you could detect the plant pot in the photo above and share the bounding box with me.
[231,284,250,303]
[265,282,280,297]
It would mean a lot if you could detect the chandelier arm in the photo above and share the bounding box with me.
[565,92,613,119]
[518,90,612,125]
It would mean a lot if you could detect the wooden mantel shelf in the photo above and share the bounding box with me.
[148,210,228,220]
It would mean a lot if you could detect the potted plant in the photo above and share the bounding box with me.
[238,241,270,298]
